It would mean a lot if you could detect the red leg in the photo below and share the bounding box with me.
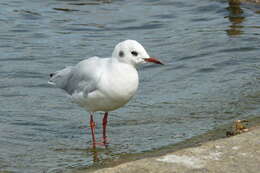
[90,113,96,149]
[102,112,109,145]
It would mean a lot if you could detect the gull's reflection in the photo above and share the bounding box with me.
[91,148,99,162]
[90,144,110,163]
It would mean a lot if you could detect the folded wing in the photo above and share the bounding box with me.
[48,57,106,97]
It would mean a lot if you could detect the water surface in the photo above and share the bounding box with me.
[0,0,260,172]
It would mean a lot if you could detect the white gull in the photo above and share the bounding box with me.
[48,40,163,148]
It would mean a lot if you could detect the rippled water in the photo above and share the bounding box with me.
[1,0,260,172]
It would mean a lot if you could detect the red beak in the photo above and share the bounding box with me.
[144,57,164,65]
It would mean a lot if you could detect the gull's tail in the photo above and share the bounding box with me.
[48,66,73,89]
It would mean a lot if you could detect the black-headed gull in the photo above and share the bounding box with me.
[48,40,163,148]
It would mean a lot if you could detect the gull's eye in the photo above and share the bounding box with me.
[131,51,138,56]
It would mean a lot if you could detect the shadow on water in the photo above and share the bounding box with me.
[54,147,102,162]
[55,0,113,5]
[226,0,245,36]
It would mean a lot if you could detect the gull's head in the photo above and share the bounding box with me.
[112,40,163,66]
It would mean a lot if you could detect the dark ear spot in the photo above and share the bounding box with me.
[119,51,124,57]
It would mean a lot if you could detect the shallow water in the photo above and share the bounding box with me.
[0,0,260,172]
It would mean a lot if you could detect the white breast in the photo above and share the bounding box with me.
[79,61,139,112]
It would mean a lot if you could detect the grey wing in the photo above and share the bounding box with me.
[48,57,104,96]
[63,69,98,96]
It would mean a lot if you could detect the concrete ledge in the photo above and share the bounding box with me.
[91,126,260,173]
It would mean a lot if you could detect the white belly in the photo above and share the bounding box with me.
[83,90,135,112]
